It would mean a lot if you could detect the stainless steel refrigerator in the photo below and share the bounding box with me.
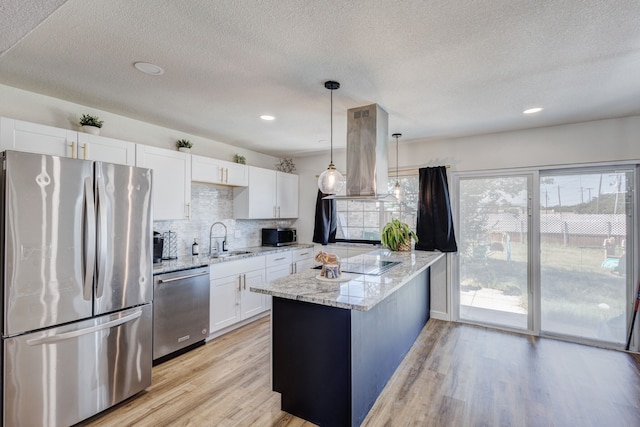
[0,150,153,426]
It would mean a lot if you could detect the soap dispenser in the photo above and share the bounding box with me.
[192,238,199,256]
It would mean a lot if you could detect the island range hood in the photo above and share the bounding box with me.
[324,103,395,201]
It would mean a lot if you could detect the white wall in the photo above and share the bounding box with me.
[0,84,280,168]
[294,116,640,243]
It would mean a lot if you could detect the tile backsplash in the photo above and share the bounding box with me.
[153,183,295,258]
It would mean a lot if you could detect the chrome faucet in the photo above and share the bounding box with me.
[209,222,228,256]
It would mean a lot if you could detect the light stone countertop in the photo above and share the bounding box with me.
[251,249,445,311]
[152,243,314,275]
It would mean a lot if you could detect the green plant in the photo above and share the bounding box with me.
[176,139,193,149]
[381,218,418,251]
[233,153,246,164]
[79,114,103,128]
[276,158,296,173]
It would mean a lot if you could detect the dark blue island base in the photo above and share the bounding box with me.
[272,268,430,426]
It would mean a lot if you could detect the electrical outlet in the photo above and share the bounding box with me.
[234,230,241,238]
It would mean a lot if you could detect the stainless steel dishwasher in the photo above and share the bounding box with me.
[153,267,210,362]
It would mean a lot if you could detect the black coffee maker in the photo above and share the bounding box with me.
[153,232,164,264]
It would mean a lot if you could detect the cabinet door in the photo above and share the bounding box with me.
[277,172,299,218]
[0,117,74,157]
[234,166,276,219]
[192,154,223,184]
[136,145,191,221]
[210,274,241,332]
[77,133,135,165]
[240,269,266,319]
[294,258,315,274]
[222,160,248,186]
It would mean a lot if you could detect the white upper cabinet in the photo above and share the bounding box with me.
[76,133,136,165]
[191,154,248,186]
[0,117,74,157]
[233,166,298,219]
[136,145,191,221]
[0,117,135,166]
[276,171,299,219]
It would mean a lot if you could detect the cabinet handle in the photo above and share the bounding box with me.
[82,143,87,160]
[273,206,276,217]
[225,168,229,183]
[243,273,247,290]
[185,202,191,219]
[71,141,76,158]
[237,276,242,292]
[275,257,286,261]
[220,168,224,183]
[277,206,281,217]
[300,252,309,256]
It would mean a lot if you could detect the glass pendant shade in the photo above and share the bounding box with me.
[393,180,403,200]
[318,163,345,194]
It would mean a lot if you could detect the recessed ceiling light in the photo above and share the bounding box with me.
[523,107,543,114]
[260,115,275,121]
[134,62,164,76]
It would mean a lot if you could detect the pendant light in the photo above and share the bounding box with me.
[392,133,402,200]
[317,80,345,194]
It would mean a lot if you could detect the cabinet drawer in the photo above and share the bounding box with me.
[292,248,313,262]
[266,251,292,268]
[210,256,266,280]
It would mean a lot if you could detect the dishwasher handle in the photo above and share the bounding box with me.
[157,271,209,284]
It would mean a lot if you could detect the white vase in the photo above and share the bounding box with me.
[178,147,191,153]
[82,125,100,135]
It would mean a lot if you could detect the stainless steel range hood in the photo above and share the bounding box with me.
[324,103,395,201]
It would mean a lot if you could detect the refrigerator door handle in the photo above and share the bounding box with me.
[95,175,109,298]
[83,177,96,301]
[25,310,143,346]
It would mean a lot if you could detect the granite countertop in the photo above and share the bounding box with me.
[153,243,314,275]
[250,249,445,311]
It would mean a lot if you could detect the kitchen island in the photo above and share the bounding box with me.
[251,249,445,427]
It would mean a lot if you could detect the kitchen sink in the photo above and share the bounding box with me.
[210,250,252,258]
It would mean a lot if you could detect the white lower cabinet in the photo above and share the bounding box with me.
[210,256,266,333]
[292,247,314,274]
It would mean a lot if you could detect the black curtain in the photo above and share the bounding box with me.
[415,166,457,252]
[312,190,337,245]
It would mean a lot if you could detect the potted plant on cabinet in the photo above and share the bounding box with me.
[381,218,419,251]
[176,139,193,152]
[79,114,103,135]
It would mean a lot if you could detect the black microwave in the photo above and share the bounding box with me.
[262,228,297,246]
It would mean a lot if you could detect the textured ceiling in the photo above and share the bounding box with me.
[1,0,639,157]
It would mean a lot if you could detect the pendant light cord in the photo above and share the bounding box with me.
[392,133,402,182]
[330,87,333,164]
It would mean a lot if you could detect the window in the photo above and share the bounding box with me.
[335,173,419,243]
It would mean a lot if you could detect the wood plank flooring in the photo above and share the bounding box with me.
[79,317,640,427]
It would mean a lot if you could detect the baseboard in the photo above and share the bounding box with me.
[206,310,270,341]
[430,310,450,321]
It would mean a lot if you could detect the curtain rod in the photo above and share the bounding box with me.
[315,165,450,178]
[394,165,451,174]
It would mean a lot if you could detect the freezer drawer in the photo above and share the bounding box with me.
[2,304,152,427]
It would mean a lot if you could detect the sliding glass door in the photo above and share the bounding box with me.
[540,169,632,344]
[457,175,531,330]
[456,166,635,347]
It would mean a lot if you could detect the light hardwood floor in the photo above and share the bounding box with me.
[80,317,640,427]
